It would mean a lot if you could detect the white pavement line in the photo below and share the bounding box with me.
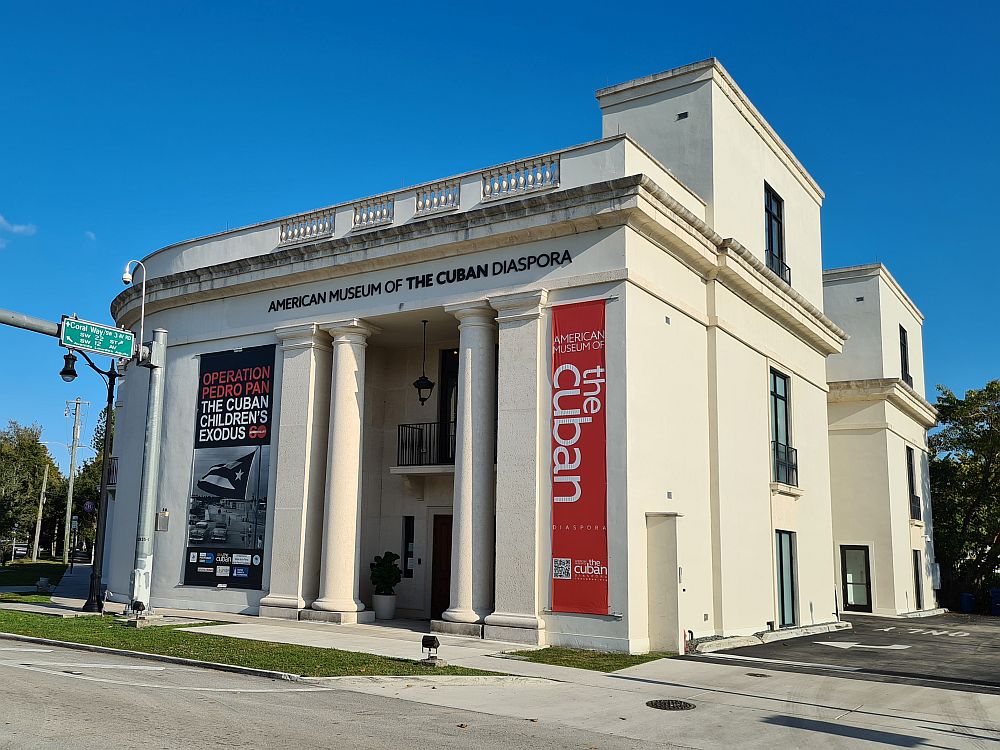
[0,647,53,652]
[1,661,167,671]
[700,653,863,671]
[832,703,865,720]
[8,664,339,693]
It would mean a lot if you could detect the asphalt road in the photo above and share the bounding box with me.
[0,637,649,750]
[715,614,1000,691]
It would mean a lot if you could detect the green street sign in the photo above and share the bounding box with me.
[60,317,135,358]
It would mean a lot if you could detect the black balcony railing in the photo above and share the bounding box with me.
[397,422,456,467]
[766,251,792,285]
[910,494,922,521]
[902,372,913,388]
[772,441,799,487]
[106,456,118,487]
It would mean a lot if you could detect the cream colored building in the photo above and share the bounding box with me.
[824,265,939,616]
[101,58,919,654]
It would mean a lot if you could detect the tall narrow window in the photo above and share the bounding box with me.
[770,369,798,486]
[776,530,797,627]
[402,516,415,578]
[907,446,921,520]
[899,325,912,387]
[912,550,924,610]
[765,183,790,284]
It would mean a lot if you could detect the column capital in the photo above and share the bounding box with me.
[274,323,331,352]
[488,289,549,324]
[444,300,496,326]
[318,318,381,341]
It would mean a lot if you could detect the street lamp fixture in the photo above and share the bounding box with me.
[59,352,78,382]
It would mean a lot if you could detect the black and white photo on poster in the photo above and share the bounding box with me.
[183,345,275,589]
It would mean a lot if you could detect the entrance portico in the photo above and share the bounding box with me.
[261,303,522,636]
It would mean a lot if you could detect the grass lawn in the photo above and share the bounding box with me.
[506,646,674,672]
[0,591,55,604]
[0,610,496,677]
[0,559,67,588]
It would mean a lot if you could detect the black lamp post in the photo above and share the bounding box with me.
[68,349,119,613]
[412,319,435,405]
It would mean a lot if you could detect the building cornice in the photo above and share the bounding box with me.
[827,378,938,428]
[111,173,844,357]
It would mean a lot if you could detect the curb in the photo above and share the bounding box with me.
[0,631,307,682]
[0,631,526,685]
[694,621,853,653]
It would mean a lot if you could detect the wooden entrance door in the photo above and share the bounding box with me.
[430,514,452,620]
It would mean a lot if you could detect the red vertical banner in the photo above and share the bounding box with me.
[550,300,608,614]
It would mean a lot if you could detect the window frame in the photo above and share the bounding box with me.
[776,529,798,627]
[906,446,921,521]
[899,325,912,386]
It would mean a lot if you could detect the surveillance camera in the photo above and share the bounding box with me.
[122,271,132,285]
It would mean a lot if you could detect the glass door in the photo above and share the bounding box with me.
[841,545,873,613]
[912,550,923,611]
[776,530,797,627]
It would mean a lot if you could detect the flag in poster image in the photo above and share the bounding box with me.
[550,300,609,614]
[196,449,256,499]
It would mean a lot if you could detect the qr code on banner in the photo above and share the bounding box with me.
[553,558,572,580]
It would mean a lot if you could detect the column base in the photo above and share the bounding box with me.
[483,624,547,645]
[300,609,375,624]
[431,619,484,638]
[259,605,305,621]
[312,596,364,613]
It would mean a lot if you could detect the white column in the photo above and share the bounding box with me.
[484,290,547,643]
[259,324,331,617]
[442,301,497,624]
[311,319,379,619]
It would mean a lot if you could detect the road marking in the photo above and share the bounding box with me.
[873,626,970,637]
[7,663,338,693]
[0,647,53,653]
[814,641,909,650]
[1,661,167,671]
[701,654,862,671]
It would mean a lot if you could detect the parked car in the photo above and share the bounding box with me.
[189,521,210,543]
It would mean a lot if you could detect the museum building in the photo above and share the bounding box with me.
[103,59,939,652]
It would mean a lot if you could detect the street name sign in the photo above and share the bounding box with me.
[60,317,134,358]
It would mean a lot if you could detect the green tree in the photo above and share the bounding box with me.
[0,421,66,562]
[930,380,1000,609]
[72,407,115,547]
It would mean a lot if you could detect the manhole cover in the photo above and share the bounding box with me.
[62,670,83,676]
[746,672,770,678]
[646,699,696,711]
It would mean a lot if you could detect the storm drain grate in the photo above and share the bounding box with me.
[646,699,696,711]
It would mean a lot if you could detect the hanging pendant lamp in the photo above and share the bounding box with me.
[412,319,435,405]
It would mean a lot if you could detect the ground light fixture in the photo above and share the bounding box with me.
[420,634,445,667]
[59,352,78,382]
[412,319,435,405]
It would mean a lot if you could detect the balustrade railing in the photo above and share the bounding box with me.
[353,197,394,230]
[772,441,799,487]
[482,156,559,201]
[397,422,456,467]
[107,456,118,487]
[279,209,335,244]
[415,179,461,216]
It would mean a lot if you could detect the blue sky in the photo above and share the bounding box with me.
[1,1,996,468]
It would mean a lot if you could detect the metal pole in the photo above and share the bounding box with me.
[31,464,48,561]
[83,361,117,612]
[130,328,167,610]
[0,308,59,338]
[63,398,83,565]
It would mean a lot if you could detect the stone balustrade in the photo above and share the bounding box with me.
[279,209,335,243]
[482,156,559,201]
[353,197,395,230]
[415,179,461,216]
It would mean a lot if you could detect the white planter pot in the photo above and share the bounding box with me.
[372,594,396,620]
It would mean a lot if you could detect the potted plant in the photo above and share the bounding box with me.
[370,551,402,620]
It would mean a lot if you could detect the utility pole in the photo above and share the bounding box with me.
[130,328,167,610]
[31,464,48,561]
[63,398,85,565]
